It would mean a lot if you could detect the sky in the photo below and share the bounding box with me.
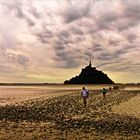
[0,0,140,83]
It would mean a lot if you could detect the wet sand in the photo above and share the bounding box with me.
[0,85,140,139]
[0,87,77,106]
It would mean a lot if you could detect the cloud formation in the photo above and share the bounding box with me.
[0,0,140,83]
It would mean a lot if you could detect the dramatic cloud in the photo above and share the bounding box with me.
[0,0,139,83]
[64,1,91,23]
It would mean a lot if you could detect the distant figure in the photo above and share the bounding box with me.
[113,86,119,90]
[81,87,89,107]
[116,86,119,90]
[102,88,107,99]
[113,86,116,90]
[109,87,112,92]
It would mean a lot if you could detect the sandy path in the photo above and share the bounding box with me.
[112,94,140,118]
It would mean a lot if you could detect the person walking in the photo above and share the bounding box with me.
[81,87,89,107]
[102,88,107,99]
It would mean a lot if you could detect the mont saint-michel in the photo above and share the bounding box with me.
[64,61,114,84]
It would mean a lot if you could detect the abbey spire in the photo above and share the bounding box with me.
[89,59,92,67]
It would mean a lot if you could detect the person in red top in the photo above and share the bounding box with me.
[81,87,89,107]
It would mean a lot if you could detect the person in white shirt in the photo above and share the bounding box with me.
[81,87,89,107]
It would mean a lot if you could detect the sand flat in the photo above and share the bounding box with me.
[0,86,140,139]
[0,86,140,140]
[112,94,140,118]
[0,87,76,106]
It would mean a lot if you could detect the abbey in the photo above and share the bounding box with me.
[64,61,114,84]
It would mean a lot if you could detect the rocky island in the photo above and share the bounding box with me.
[64,61,114,84]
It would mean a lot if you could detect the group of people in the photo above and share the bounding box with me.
[81,86,119,107]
